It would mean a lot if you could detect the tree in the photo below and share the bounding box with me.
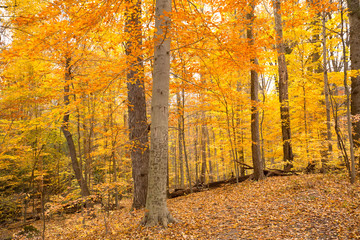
[176,91,185,188]
[321,9,333,172]
[273,0,294,170]
[61,57,90,197]
[125,0,150,209]
[340,0,356,183]
[346,0,360,163]
[200,115,207,184]
[247,1,265,180]
[141,0,175,226]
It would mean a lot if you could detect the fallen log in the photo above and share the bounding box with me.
[168,176,251,198]
[264,169,298,177]
[168,169,297,199]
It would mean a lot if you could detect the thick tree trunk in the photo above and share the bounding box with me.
[247,2,265,181]
[61,57,90,197]
[141,0,175,226]
[273,0,294,170]
[125,0,150,209]
[347,0,360,162]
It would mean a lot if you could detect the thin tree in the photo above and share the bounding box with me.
[125,0,150,209]
[200,118,207,184]
[181,88,192,192]
[273,0,294,170]
[141,0,175,226]
[61,57,90,197]
[176,91,185,188]
[307,0,332,171]
[340,1,356,183]
[321,10,333,172]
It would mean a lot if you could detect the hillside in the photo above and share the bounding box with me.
[3,174,360,239]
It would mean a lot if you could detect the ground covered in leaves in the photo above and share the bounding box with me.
[5,173,360,239]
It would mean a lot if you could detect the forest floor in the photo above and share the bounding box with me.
[3,173,360,240]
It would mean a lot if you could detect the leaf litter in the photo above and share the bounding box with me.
[13,174,360,239]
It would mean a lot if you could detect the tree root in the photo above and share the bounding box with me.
[141,210,177,227]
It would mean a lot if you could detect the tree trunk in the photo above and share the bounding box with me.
[110,102,119,208]
[303,84,310,160]
[141,0,175,226]
[247,2,265,180]
[176,91,184,188]
[321,12,333,173]
[125,0,150,209]
[194,125,199,183]
[200,120,207,184]
[347,0,360,164]
[307,0,332,171]
[340,2,356,183]
[207,125,213,182]
[83,119,89,187]
[273,0,294,170]
[240,123,246,177]
[260,75,267,169]
[181,89,192,192]
[236,83,245,176]
[61,57,90,197]
[173,135,178,188]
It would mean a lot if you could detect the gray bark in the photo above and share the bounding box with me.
[141,0,175,226]
[125,0,150,209]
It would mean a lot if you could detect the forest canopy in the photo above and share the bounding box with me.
[0,0,359,234]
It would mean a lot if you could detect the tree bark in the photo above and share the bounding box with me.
[125,0,150,209]
[141,0,175,226]
[340,2,356,183]
[347,0,360,162]
[247,2,265,180]
[307,0,331,170]
[194,124,199,183]
[207,125,213,182]
[61,57,90,197]
[181,89,192,192]
[200,120,207,184]
[273,0,294,170]
[321,12,333,173]
[176,91,184,188]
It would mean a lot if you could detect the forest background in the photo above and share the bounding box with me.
[0,0,360,236]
